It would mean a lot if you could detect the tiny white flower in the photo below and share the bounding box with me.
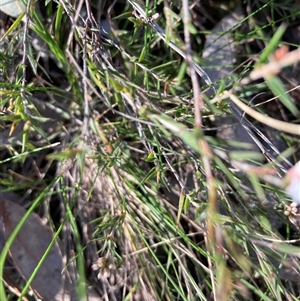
[284,161,300,205]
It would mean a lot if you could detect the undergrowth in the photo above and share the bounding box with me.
[0,0,299,300]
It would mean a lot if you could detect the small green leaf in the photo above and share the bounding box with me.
[54,3,64,42]
[0,12,25,43]
[230,151,264,161]
[128,17,143,27]
[257,214,272,232]
[176,61,187,86]
[256,24,286,66]
[22,120,31,153]
[248,172,265,202]
[110,78,126,92]
[216,79,225,95]
[144,152,155,162]
[272,242,300,255]
[46,149,83,160]
[139,45,148,63]
[183,196,190,214]
[266,76,299,117]
[187,22,197,34]
[177,190,186,227]
[149,113,202,153]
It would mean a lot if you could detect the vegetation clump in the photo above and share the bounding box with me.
[0,0,299,300]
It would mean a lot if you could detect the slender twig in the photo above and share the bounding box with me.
[20,0,32,114]
[181,8,217,288]
[182,0,203,128]
[82,21,90,139]
[65,49,104,100]
[65,0,85,49]
[240,48,300,85]
[225,90,300,136]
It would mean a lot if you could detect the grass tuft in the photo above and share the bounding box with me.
[0,0,299,300]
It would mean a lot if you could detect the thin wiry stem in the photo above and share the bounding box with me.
[225,90,300,136]
[182,3,217,272]
[82,21,90,139]
[20,0,32,114]
[182,0,203,128]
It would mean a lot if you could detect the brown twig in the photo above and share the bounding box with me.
[224,90,300,136]
[182,0,203,128]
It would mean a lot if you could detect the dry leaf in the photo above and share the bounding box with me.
[0,196,77,301]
